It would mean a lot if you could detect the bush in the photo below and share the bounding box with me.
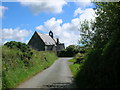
[57,45,85,57]
[75,34,120,88]
[74,2,120,88]
[4,41,33,66]
[2,44,58,89]
[73,53,85,64]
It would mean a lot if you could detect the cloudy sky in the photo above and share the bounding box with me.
[1,0,96,47]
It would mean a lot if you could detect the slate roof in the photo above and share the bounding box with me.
[37,32,56,45]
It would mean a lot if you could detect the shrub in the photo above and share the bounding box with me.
[4,41,33,66]
[75,34,120,88]
[2,44,58,89]
[57,45,86,57]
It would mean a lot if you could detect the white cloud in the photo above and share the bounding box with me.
[18,0,67,15]
[35,17,80,47]
[74,8,84,17]
[36,25,44,31]
[74,0,94,9]
[0,6,8,18]
[36,17,63,35]
[35,8,95,47]
[2,28,32,44]
[79,8,95,21]
[74,8,95,21]
[72,0,92,2]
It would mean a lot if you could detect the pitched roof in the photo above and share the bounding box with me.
[37,32,56,45]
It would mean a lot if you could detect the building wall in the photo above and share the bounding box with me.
[45,45,56,51]
[28,32,45,51]
[56,44,65,51]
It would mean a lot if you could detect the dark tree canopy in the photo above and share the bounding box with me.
[75,2,120,88]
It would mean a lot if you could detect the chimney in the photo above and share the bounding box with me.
[56,38,59,45]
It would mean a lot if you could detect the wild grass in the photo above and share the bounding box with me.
[2,46,58,89]
[68,58,75,63]
[68,58,83,77]
[69,63,80,77]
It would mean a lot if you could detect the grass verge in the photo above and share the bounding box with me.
[68,58,83,77]
[2,46,58,89]
[68,59,80,77]
[68,58,76,63]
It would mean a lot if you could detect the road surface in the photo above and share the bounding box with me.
[17,58,75,88]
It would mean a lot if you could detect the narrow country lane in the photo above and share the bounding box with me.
[17,58,75,88]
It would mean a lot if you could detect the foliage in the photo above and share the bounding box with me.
[69,63,80,77]
[74,53,84,59]
[4,41,30,52]
[58,45,85,57]
[2,42,58,89]
[68,58,76,63]
[68,58,84,77]
[4,41,33,66]
[79,20,94,48]
[68,52,86,77]
[75,2,120,88]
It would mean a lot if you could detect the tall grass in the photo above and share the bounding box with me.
[68,53,84,77]
[69,63,80,77]
[2,46,58,89]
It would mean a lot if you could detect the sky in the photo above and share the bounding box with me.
[0,0,96,47]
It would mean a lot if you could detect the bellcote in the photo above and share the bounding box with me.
[49,30,53,38]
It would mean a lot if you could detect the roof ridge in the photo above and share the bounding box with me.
[36,31,44,35]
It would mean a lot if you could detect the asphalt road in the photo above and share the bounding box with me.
[17,58,75,88]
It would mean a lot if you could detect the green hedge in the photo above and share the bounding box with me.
[2,41,58,89]
[75,34,120,88]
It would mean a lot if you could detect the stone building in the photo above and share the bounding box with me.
[28,31,65,51]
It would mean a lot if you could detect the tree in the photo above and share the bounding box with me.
[75,2,120,88]
[79,2,120,49]
[92,2,120,49]
[66,45,76,52]
[79,20,94,48]
[57,45,85,57]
